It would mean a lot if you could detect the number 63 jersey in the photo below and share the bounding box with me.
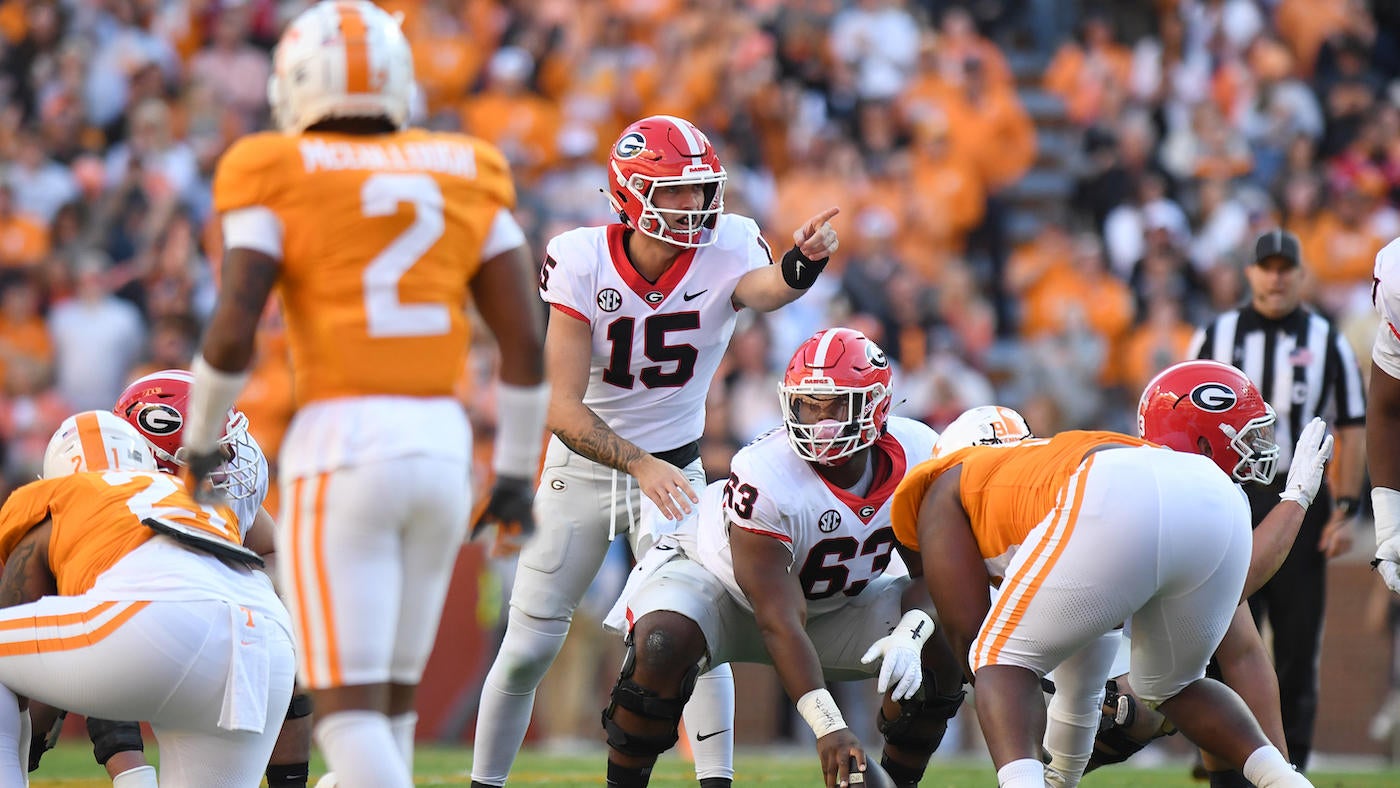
[695,417,937,616]
[539,216,773,452]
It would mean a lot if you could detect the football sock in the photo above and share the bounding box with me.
[1243,746,1311,787]
[267,761,311,787]
[607,759,653,787]
[684,663,734,783]
[112,765,158,788]
[314,710,411,788]
[390,711,417,770]
[471,610,569,785]
[997,757,1047,787]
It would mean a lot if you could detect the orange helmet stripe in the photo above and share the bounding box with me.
[75,411,110,471]
[337,3,370,94]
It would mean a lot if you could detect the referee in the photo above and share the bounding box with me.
[1189,228,1367,771]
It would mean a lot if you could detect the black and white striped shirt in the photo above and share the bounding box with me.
[1189,306,1366,468]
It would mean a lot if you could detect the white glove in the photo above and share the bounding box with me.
[1279,418,1333,509]
[1375,487,1400,595]
[860,609,935,701]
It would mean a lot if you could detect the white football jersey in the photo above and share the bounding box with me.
[1373,236,1400,380]
[696,417,938,616]
[539,214,773,452]
[223,432,271,539]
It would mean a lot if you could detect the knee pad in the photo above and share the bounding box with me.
[601,632,701,758]
[877,670,966,756]
[1085,680,1175,772]
[86,718,144,765]
[287,692,314,720]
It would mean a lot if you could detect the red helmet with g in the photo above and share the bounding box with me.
[780,328,893,466]
[114,369,260,498]
[1138,359,1279,484]
[607,115,726,248]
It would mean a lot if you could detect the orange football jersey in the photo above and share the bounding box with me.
[891,430,1156,560]
[0,472,241,596]
[212,129,518,405]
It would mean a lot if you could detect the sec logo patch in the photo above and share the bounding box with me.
[597,288,622,312]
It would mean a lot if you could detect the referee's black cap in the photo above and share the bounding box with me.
[1253,229,1302,267]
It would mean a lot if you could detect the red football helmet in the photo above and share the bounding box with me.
[780,328,893,465]
[114,369,259,498]
[1138,359,1279,484]
[607,115,726,248]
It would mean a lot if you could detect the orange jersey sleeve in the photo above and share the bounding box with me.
[0,477,63,563]
[0,472,241,596]
[212,129,518,404]
[892,431,1157,561]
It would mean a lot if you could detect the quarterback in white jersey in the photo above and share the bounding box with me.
[604,329,966,788]
[1370,237,1400,594]
[471,114,842,788]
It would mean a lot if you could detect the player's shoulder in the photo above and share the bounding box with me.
[547,224,611,263]
[887,416,938,457]
[1376,236,1400,281]
[217,132,299,177]
[731,427,802,483]
[213,132,301,212]
[707,213,770,257]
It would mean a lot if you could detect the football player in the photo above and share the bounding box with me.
[1369,237,1400,595]
[470,114,840,788]
[27,371,315,788]
[183,4,550,787]
[0,412,295,787]
[1079,361,1331,787]
[891,410,1315,786]
[598,329,964,788]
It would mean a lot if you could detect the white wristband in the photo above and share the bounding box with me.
[1374,487,1400,546]
[186,356,249,454]
[493,382,550,477]
[895,609,935,647]
[796,688,847,739]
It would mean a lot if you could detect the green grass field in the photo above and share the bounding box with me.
[23,743,1400,787]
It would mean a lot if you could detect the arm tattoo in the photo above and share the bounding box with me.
[0,543,40,610]
[553,409,645,473]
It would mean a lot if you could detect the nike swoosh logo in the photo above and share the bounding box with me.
[695,729,729,741]
[683,289,708,301]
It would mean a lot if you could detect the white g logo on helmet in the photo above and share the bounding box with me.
[268,0,414,133]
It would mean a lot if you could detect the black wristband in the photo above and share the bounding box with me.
[780,245,827,290]
[1336,496,1359,516]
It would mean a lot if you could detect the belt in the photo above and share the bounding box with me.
[652,440,700,469]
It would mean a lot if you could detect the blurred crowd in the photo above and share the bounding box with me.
[0,0,1397,757]
[0,0,1397,504]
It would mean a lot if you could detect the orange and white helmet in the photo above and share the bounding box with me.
[42,411,157,479]
[931,406,1032,458]
[268,1,414,133]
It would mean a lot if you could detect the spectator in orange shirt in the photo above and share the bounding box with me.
[1045,14,1134,127]
[459,46,562,183]
[0,272,51,386]
[1302,184,1385,316]
[903,112,985,278]
[1122,295,1198,395]
[0,184,49,268]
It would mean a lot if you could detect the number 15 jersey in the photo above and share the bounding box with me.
[539,216,772,453]
[695,417,937,617]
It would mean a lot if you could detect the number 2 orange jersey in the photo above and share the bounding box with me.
[212,129,518,405]
[0,472,241,596]
[891,430,1158,562]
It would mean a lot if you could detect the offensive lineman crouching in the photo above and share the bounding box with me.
[599,328,965,788]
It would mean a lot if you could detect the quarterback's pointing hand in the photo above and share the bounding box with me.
[794,207,840,261]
